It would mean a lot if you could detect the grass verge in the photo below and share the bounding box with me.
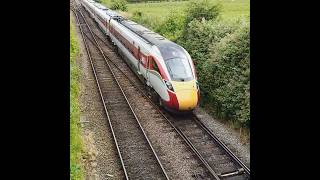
[70,14,84,180]
[101,0,249,24]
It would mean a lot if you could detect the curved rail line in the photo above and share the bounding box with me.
[73,2,250,179]
[192,115,250,175]
[163,112,250,180]
[72,3,170,180]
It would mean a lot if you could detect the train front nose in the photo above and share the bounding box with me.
[176,89,198,111]
[171,80,198,111]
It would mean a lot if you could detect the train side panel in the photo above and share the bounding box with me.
[148,70,170,101]
[109,21,171,101]
[109,20,151,76]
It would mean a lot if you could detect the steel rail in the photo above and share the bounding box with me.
[71,7,130,180]
[72,7,129,179]
[73,4,170,180]
[192,115,250,175]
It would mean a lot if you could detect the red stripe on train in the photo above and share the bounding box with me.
[163,90,179,110]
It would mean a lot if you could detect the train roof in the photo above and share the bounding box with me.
[118,19,186,60]
[157,42,187,61]
[119,19,168,45]
[107,10,121,18]
[84,0,187,60]
[93,2,108,10]
[85,0,119,17]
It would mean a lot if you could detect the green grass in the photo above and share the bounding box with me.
[70,14,84,180]
[101,0,249,24]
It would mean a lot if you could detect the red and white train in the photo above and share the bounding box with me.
[80,0,200,112]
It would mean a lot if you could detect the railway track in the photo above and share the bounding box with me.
[72,2,250,179]
[72,4,169,180]
[164,112,250,180]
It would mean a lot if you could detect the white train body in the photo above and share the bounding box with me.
[80,0,199,112]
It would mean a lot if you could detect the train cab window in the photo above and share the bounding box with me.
[151,58,160,73]
[158,43,194,81]
[165,57,193,81]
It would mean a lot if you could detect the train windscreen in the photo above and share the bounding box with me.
[165,58,193,81]
[158,43,194,81]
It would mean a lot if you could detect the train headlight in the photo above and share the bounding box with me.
[164,80,174,92]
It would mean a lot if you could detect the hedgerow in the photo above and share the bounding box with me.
[111,0,128,11]
[177,19,237,71]
[202,22,250,127]
[184,0,221,27]
[155,11,185,41]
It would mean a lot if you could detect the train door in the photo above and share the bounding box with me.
[137,46,141,74]
[105,19,109,35]
[147,57,160,88]
[147,57,169,103]
[108,19,111,35]
[145,57,150,86]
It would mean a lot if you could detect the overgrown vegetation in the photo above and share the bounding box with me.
[201,22,250,127]
[70,15,84,180]
[184,0,221,26]
[181,1,249,128]
[110,0,128,11]
[178,19,238,70]
[154,11,185,41]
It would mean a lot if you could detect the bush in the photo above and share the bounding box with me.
[178,19,237,71]
[184,0,221,26]
[155,11,185,41]
[202,23,250,127]
[176,16,249,127]
[111,0,128,11]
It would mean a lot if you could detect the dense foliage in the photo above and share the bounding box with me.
[111,0,128,11]
[184,0,221,26]
[131,0,250,127]
[202,23,250,127]
[155,11,185,41]
[178,19,237,70]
